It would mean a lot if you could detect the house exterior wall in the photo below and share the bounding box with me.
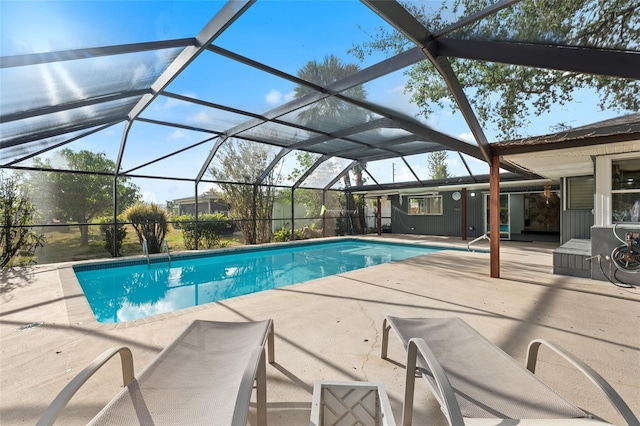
[560,210,593,244]
[390,191,482,237]
[179,202,210,216]
[590,226,640,285]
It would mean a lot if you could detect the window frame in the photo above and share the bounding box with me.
[407,195,443,216]
[565,176,594,211]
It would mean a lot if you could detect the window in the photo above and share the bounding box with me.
[408,196,442,215]
[566,176,594,210]
[611,159,640,222]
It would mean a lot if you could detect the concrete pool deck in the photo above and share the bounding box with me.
[1,235,639,425]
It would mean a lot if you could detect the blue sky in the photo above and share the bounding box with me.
[1,0,630,203]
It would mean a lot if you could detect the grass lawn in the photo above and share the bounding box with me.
[32,224,241,265]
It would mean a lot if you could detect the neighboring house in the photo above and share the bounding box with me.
[172,193,230,216]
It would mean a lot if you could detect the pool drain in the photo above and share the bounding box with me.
[16,321,44,332]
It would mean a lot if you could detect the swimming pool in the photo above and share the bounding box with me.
[74,239,446,323]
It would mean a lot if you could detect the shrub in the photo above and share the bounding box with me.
[175,215,197,250]
[175,213,231,249]
[273,227,303,242]
[98,216,127,257]
[123,203,169,254]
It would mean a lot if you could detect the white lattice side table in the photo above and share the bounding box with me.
[310,381,396,426]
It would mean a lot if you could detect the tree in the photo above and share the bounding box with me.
[31,149,140,246]
[294,55,371,232]
[209,140,280,244]
[295,55,371,127]
[427,151,451,179]
[1,171,45,267]
[350,0,639,140]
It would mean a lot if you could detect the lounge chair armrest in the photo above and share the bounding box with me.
[267,319,275,364]
[37,346,134,426]
[526,339,639,426]
[404,337,464,426]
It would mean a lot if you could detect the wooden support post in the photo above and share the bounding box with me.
[490,155,500,278]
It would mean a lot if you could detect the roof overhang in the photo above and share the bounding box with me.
[500,139,640,180]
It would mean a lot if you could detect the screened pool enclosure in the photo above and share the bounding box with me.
[1,0,638,267]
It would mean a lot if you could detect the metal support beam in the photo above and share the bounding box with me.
[437,38,640,80]
[0,89,151,124]
[123,134,219,175]
[2,116,127,149]
[490,155,500,278]
[221,47,424,138]
[126,0,255,121]
[135,117,221,135]
[4,122,117,167]
[361,0,493,163]
[461,187,467,241]
[0,38,196,68]
[114,120,133,179]
[458,152,476,182]
[196,136,228,183]
[293,155,331,189]
[433,0,522,38]
[338,95,484,160]
[255,147,292,185]
[291,188,296,241]
[400,156,424,186]
[324,160,361,190]
[419,52,493,163]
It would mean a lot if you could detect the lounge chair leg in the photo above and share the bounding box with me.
[256,349,267,426]
[402,341,418,426]
[382,318,391,359]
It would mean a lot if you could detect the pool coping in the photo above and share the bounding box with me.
[60,236,479,330]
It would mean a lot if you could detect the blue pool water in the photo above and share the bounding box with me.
[75,239,444,323]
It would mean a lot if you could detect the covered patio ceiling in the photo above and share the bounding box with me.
[1,0,639,194]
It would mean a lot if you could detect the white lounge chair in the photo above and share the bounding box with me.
[381,316,639,426]
[38,319,275,426]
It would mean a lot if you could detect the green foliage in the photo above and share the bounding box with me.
[176,213,231,249]
[273,226,322,242]
[427,151,451,179]
[295,55,370,127]
[350,0,639,140]
[176,215,197,250]
[273,227,302,242]
[164,200,179,217]
[123,203,169,254]
[0,172,45,267]
[209,140,280,244]
[98,216,127,257]
[30,149,140,246]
